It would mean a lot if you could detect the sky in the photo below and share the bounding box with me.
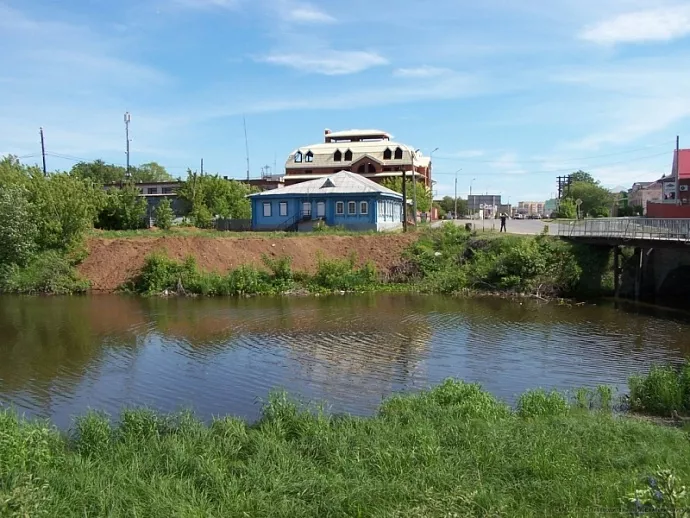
[1,0,690,202]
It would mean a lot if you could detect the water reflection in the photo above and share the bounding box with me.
[0,294,689,428]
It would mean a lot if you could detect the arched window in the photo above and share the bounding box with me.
[383,148,392,160]
[334,150,342,162]
[367,163,376,173]
[305,151,314,162]
[394,147,403,160]
[294,151,303,163]
[357,164,366,173]
[344,149,353,161]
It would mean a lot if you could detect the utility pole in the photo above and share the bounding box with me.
[469,177,476,218]
[200,158,204,176]
[411,148,420,225]
[124,112,131,179]
[39,127,47,176]
[402,165,408,232]
[243,116,250,180]
[675,135,680,204]
[429,147,438,218]
[454,168,461,219]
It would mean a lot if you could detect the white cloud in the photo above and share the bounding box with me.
[580,5,690,44]
[259,50,388,75]
[287,5,336,24]
[393,66,453,78]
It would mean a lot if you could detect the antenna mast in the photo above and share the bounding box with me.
[243,116,250,180]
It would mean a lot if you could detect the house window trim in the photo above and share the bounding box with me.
[336,201,345,215]
[294,151,303,163]
[383,148,392,160]
[263,202,272,217]
[344,149,353,161]
[305,151,314,163]
[348,201,356,215]
[394,147,403,160]
[279,202,288,217]
[360,201,368,215]
[316,201,326,217]
[334,150,342,162]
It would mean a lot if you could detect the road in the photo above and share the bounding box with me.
[432,218,558,236]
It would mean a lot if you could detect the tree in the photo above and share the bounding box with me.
[556,198,577,219]
[70,160,126,185]
[132,162,173,183]
[154,198,175,230]
[570,170,596,184]
[568,181,613,218]
[178,171,253,228]
[380,178,431,212]
[436,195,467,217]
[0,185,38,266]
[96,183,148,230]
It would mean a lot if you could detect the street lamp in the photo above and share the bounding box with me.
[454,169,462,219]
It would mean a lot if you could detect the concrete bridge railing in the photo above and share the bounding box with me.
[557,217,690,242]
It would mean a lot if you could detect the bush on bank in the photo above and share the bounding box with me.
[629,361,690,416]
[2,380,690,517]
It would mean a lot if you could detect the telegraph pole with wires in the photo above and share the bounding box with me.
[124,112,131,179]
[39,127,47,176]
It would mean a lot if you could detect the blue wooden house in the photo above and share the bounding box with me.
[248,171,404,232]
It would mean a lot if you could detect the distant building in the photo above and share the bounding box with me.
[248,171,404,232]
[629,181,662,215]
[544,199,558,216]
[517,201,545,216]
[647,149,690,218]
[468,194,502,217]
[284,129,432,188]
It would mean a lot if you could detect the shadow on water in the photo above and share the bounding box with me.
[1,293,689,428]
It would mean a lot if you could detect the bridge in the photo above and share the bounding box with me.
[557,217,690,303]
[557,217,690,248]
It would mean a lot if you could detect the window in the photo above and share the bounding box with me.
[383,148,392,160]
[263,202,272,217]
[360,201,368,215]
[344,149,353,161]
[357,164,366,173]
[294,151,303,163]
[316,202,325,217]
[334,150,342,162]
[279,202,288,217]
[348,201,356,215]
[305,151,314,162]
[336,201,344,215]
[147,187,158,195]
[162,187,174,194]
[394,147,403,160]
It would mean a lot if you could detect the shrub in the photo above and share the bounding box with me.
[629,363,689,416]
[0,185,37,267]
[154,198,175,230]
[311,253,378,291]
[517,389,569,418]
[0,251,89,294]
[96,183,148,231]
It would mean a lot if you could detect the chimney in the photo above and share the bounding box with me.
[324,128,331,143]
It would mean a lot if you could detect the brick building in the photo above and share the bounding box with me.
[628,181,662,215]
[284,129,432,188]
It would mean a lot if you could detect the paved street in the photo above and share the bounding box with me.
[432,218,558,236]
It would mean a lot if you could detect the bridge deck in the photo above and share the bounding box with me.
[558,218,690,244]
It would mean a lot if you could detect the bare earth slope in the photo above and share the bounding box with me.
[79,234,417,292]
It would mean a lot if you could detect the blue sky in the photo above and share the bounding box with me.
[1,0,690,201]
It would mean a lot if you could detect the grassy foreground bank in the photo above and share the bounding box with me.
[3,378,690,517]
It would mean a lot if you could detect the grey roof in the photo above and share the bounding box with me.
[248,171,403,199]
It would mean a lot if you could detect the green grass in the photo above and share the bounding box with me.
[629,362,690,416]
[2,380,690,517]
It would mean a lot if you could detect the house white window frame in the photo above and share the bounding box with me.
[279,202,288,217]
[263,202,272,217]
[316,201,326,217]
[360,201,368,215]
[305,151,314,163]
[336,201,345,215]
[348,201,356,215]
[294,151,303,163]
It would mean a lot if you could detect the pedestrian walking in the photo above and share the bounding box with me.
[500,213,507,233]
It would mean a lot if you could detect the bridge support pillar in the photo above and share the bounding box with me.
[613,246,621,298]
[634,247,644,301]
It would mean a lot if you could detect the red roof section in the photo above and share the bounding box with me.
[675,149,690,179]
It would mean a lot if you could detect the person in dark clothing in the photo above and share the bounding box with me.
[500,213,507,232]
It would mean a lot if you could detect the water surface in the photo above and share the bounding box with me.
[1,294,688,428]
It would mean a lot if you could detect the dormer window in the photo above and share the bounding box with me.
[334,150,342,162]
[383,148,392,160]
[394,147,403,160]
[294,151,303,163]
[305,151,314,162]
[344,149,353,161]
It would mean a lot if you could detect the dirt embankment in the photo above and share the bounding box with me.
[79,234,418,292]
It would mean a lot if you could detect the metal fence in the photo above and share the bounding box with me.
[557,217,690,241]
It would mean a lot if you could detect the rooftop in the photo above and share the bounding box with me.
[674,149,690,179]
[325,129,392,141]
[248,171,402,198]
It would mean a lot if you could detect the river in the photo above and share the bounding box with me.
[1,294,689,428]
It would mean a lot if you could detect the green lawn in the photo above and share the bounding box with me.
[2,381,688,517]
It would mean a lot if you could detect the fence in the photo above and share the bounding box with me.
[215,219,252,232]
[557,217,690,241]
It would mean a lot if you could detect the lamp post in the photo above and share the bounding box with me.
[454,169,462,219]
[469,177,476,218]
[428,147,438,220]
[411,148,421,225]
